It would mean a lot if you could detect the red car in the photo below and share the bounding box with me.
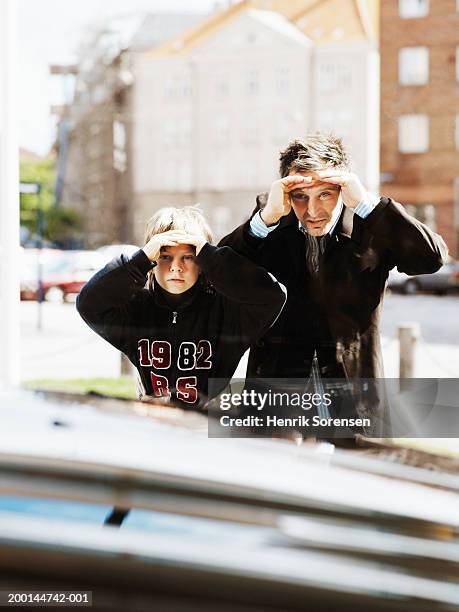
[20,249,105,302]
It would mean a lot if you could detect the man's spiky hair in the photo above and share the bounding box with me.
[279,133,350,178]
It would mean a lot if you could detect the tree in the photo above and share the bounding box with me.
[20,155,81,246]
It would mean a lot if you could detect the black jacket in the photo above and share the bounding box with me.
[76,243,286,410]
[219,197,449,433]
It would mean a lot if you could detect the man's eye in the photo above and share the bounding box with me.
[320,192,331,198]
[183,255,194,261]
[292,193,308,201]
[159,255,171,261]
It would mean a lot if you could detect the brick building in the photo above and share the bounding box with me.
[380,0,459,257]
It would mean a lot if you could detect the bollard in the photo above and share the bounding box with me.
[120,353,133,377]
[398,322,420,378]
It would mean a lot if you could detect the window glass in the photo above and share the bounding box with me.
[398,114,429,153]
[399,47,429,85]
[399,0,429,18]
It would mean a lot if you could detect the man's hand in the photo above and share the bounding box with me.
[315,170,366,209]
[142,229,187,262]
[261,176,313,226]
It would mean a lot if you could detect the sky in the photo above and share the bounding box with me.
[17,0,220,155]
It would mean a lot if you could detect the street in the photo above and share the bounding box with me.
[20,293,459,382]
[381,292,459,345]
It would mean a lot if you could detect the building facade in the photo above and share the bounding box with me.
[58,13,207,249]
[59,1,379,247]
[130,9,312,241]
[380,0,459,257]
[129,0,379,243]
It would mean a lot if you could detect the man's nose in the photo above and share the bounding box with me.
[307,198,321,218]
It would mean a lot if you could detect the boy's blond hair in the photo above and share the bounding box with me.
[144,205,213,290]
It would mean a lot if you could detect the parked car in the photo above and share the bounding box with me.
[20,248,64,301]
[20,249,105,302]
[387,261,459,295]
[3,389,459,611]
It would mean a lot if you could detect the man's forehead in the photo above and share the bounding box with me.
[287,170,340,191]
[290,181,340,193]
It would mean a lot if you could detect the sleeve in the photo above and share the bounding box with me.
[249,210,280,238]
[76,249,153,353]
[196,243,287,341]
[354,192,380,219]
[359,197,449,275]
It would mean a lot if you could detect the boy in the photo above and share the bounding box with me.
[76,205,286,410]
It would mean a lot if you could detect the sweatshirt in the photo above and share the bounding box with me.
[76,243,286,410]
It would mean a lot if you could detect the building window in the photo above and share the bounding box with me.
[399,0,429,18]
[275,67,290,95]
[91,84,106,105]
[317,64,352,94]
[405,204,436,231]
[246,70,259,95]
[214,116,230,146]
[398,114,429,153]
[164,74,191,100]
[399,47,429,85]
[215,74,229,96]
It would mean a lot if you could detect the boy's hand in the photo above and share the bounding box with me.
[173,233,207,255]
[142,230,188,262]
[261,175,313,226]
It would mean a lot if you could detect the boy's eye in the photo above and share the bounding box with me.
[183,255,194,261]
[291,193,308,201]
[320,192,331,199]
[159,254,171,261]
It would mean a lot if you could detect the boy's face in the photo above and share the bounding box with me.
[154,244,199,294]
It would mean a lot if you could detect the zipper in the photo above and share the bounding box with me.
[170,311,179,398]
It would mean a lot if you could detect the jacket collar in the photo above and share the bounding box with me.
[152,279,203,311]
[256,193,359,243]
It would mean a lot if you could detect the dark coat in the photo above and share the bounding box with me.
[76,244,286,410]
[219,197,448,434]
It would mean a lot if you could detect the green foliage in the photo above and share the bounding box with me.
[22,377,137,400]
[20,156,56,235]
[20,156,82,244]
[46,206,82,243]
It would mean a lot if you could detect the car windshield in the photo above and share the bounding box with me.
[0,495,274,544]
[44,259,73,274]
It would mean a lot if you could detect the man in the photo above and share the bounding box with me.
[220,134,448,436]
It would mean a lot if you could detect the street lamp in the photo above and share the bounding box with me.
[20,181,45,330]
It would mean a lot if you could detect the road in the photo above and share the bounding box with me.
[20,293,459,382]
[380,293,459,345]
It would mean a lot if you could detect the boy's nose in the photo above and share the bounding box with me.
[170,260,182,272]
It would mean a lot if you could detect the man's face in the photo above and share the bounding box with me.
[154,244,199,294]
[288,170,341,236]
